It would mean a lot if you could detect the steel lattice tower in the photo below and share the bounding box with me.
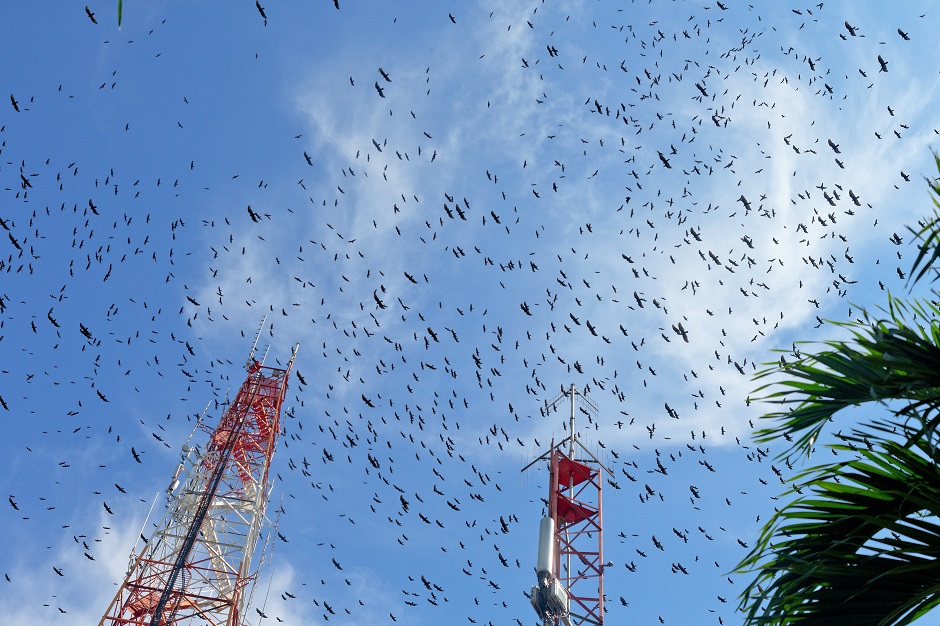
[526,384,612,626]
[99,343,297,626]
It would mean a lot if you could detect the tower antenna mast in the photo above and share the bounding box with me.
[524,383,613,626]
[99,340,298,626]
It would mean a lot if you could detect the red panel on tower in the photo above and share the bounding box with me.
[555,493,596,525]
[556,454,594,488]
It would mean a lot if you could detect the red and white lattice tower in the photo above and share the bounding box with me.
[526,384,612,626]
[99,341,297,626]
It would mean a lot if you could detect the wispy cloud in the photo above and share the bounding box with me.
[0,509,146,625]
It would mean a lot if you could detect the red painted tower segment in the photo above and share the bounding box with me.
[99,345,296,626]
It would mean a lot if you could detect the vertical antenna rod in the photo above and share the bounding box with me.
[568,383,576,457]
[246,315,267,368]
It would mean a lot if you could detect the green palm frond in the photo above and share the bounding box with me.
[742,153,940,626]
[907,151,940,286]
[751,297,940,458]
[736,424,940,625]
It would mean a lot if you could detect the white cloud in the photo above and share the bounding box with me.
[0,508,146,626]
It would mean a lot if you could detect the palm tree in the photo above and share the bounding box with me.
[736,153,940,626]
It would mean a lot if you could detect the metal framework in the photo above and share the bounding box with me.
[549,446,604,625]
[99,342,296,626]
[525,384,612,626]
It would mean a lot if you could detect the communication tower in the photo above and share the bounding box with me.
[99,335,297,626]
[524,384,612,626]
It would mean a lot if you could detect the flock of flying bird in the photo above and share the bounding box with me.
[1,2,938,624]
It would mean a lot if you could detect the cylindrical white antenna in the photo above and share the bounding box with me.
[537,517,555,575]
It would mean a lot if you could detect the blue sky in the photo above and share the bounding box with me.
[2,1,940,624]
